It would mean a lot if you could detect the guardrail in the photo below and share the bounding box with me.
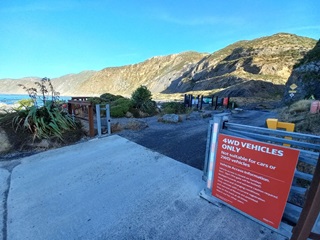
[201,113,320,239]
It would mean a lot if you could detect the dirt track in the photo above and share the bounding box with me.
[117,110,278,170]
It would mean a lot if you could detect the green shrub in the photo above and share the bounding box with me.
[110,98,132,118]
[13,77,79,141]
[110,106,127,118]
[111,98,132,108]
[131,86,157,116]
[88,97,105,105]
[161,102,186,114]
[140,100,157,115]
[100,93,123,103]
[131,86,152,108]
[16,98,34,110]
[13,101,77,141]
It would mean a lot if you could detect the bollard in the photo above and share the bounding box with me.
[106,104,111,135]
[266,118,295,147]
[96,104,102,137]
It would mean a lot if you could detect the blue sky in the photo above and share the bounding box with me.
[0,0,319,79]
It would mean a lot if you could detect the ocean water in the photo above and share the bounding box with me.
[0,94,71,105]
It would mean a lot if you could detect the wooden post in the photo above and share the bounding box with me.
[214,96,218,110]
[197,95,200,109]
[200,95,203,110]
[227,96,230,109]
[67,102,72,114]
[291,154,320,240]
[88,104,95,137]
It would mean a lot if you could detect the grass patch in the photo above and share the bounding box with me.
[278,99,320,135]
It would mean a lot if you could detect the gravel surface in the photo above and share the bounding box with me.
[117,109,278,170]
[0,109,277,167]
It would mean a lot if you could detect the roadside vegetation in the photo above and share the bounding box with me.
[88,85,158,118]
[160,102,187,114]
[278,99,320,135]
[1,81,319,159]
[0,77,83,153]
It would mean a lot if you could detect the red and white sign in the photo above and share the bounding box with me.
[212,134,300,229]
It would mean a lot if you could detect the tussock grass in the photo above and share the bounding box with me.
[278,100,320,135]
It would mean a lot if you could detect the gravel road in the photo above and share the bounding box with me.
[117,109,278,170]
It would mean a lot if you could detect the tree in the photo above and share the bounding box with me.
[131,86,152,108]
[131,86,156,115]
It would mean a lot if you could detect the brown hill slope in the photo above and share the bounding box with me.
[75,33,317,99]
[164,33,316,98]
[0,71,96,96]
[0,77,41,94]
[51,71,96,96]
[0,33,317,100]
[75,51,207,97]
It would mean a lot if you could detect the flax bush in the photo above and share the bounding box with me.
[12,77,79,141]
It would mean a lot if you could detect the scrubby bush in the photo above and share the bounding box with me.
[100,93,123,102]
[110,106,127,118]
[88,97,105,105]
[93,87,157,118]
[131,86,157,116]
[140,100,157,115]
[161,102,186,114]
[16,98,34,110]
[131,86,152,108]
[110,98,132,118]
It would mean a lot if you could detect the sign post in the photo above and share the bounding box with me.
[211,134,300,229]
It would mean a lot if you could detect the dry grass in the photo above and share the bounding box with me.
[278,100,320,135]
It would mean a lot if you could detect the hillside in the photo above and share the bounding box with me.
[0,33,317,101]
[0,71,96,96]
[283,39,320,104]
[50,71,96,96]
[75,51,207,97]
[75,33,317,99]
[166,33,316,97]
[0,77,41,94]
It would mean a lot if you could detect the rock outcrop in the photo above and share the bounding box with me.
[283,40,320,104]
[166,33,316,98]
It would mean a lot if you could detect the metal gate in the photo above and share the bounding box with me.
[201,113,320,239]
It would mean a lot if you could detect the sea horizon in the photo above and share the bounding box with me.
[0,93,72,105]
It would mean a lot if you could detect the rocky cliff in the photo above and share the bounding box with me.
[0,33,317,100]
[165,33,316,98]
[283,39,320,104]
